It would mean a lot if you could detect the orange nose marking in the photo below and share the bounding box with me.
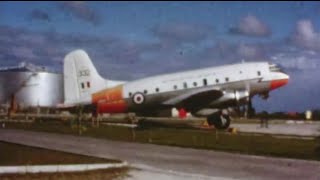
[270,79,289,90]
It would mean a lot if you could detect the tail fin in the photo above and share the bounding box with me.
[63,49,124,105]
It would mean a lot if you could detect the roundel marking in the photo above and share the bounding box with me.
[132,92,145,105]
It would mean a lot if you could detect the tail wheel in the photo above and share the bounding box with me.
[207,112,231,130]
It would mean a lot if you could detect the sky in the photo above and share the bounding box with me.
[1,1,320,113]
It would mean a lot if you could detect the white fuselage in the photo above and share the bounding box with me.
[122,62,288,111]
[124,62,267,97]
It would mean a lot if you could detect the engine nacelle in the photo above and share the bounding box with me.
[209,90,249,108]
[193,108,219,117]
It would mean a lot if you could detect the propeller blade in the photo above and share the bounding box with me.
[244,81,251,119]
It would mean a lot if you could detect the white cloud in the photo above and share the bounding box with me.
[291,19,320,50]
[237,44,261,59]
[270,51,319,71]
[11,47,36,59]
[229,15,271,37]
[59,2,101,25]
[152,22,213,45]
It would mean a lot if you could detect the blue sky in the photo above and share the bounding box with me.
[1,1,320,112]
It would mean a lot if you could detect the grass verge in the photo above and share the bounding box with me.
[0,167,129,180]
[3,121,320,161]
[0,141,128,180]
[0,141,120,166]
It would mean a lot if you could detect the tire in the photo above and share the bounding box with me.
[207,112,231,130]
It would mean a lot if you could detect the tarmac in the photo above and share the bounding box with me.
[0,129,319,180]
[232,121,320,137]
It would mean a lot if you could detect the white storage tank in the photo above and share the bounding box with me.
[0,62,63,108]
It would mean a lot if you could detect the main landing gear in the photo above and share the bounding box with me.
[206,111,231,130]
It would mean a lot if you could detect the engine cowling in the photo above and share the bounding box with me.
[209,90,249,108]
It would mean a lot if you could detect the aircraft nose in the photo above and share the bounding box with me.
[282,73,290,80]
[270,73,289,90]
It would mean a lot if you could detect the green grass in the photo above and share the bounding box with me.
[0,168,129,180]
[4,121,320,161]
[0,141,128,180]
[0,141,120,166]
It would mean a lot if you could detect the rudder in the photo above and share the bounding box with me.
[63,49,108,105]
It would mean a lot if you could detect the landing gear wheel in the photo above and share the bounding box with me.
[207,112,231,130]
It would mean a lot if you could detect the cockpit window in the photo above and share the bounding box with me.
[269,63,285,73]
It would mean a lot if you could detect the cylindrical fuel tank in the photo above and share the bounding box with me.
[0,65,63,107]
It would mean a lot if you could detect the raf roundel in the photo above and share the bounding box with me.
[132,92,145,105]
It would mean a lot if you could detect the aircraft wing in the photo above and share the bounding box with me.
[162,87,223,110]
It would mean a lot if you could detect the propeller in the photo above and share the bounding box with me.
[244,80,253,119]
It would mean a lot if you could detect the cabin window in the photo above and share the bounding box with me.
[87,82,90,88]
[203,79,207,86]
[174,85,177,90]
[144,90,148,94]
[81,82,85,89]
[193,82,197,87]
[239,71,242,74]
[129,92,132,97]
[257,71,261,76]
[225,77,229,82]
[216,79,219,83]
[183,82,188,89]
[155,88,159,92]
